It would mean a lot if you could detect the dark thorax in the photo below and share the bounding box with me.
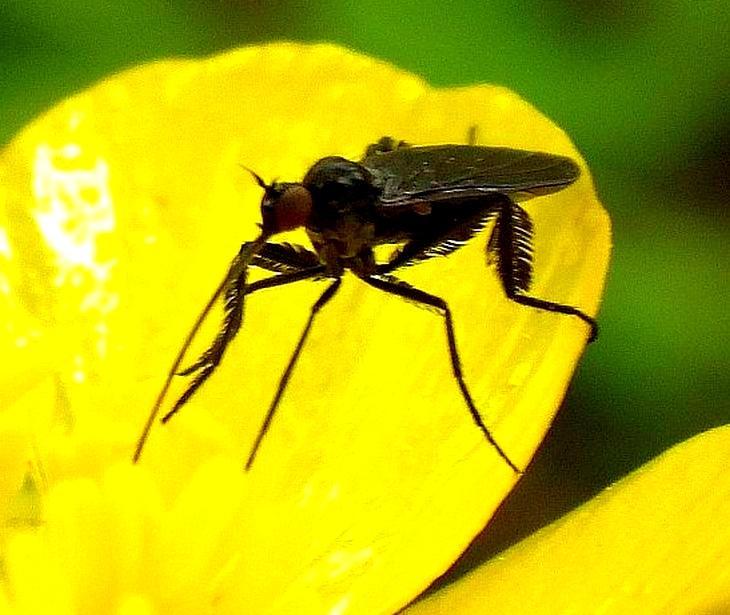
[302,156,382,276]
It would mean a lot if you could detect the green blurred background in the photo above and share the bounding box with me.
[2,0,727,580]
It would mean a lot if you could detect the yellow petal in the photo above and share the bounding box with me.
[1,43,610,613]
[0,412,33,532]
[404,426,730,614]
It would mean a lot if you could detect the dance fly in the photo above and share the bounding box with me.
[133,136,598,473]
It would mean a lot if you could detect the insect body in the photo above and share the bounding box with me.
[133,137,597,473]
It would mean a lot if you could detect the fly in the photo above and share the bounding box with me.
[133,136,598,473]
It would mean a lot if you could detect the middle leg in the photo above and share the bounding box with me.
[360,273,520,473]
[245,277,342,470]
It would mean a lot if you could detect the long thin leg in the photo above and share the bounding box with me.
[507,293,597,342]
[492,198,598,342]
[153,241,320,389]
[245,277,342,470]
[376,196,597,341]
[132,244,325,463]
[361,274,521,474]
[161,264,327,424]
[134,241,257,463]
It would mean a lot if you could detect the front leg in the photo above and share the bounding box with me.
[251,242,321,274]
[133,241,325,462]
[162,249,325,423]
[172,242,320,381]
[162,265,246,420]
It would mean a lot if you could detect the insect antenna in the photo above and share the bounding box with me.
[133,232,270,462]
[240,165,281,201]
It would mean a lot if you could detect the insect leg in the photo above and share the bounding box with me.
[173,244,320,382]
[250,242,321,274]
[507,294,598,342]
[360,274,520,474]
[133,239,325,462]
[362,136,411,158]
[161,264,327,424]
[245,277,342,470]
[466,125,478,145]
[376,206,495,275]
[134,242,256,462]
[490,197,598,342]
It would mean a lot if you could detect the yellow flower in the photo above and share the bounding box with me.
[1,43,612,613]
[3,460,248,614]
[404,427,730,614]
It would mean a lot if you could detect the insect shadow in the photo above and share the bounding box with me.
[133,134,598,473]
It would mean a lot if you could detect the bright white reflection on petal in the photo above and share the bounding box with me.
[0,227,11,257]
[31,143,118,369]
[327,596,351,615]
[32,143,116,288]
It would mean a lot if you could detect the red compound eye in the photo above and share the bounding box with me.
[261,183,313,234]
